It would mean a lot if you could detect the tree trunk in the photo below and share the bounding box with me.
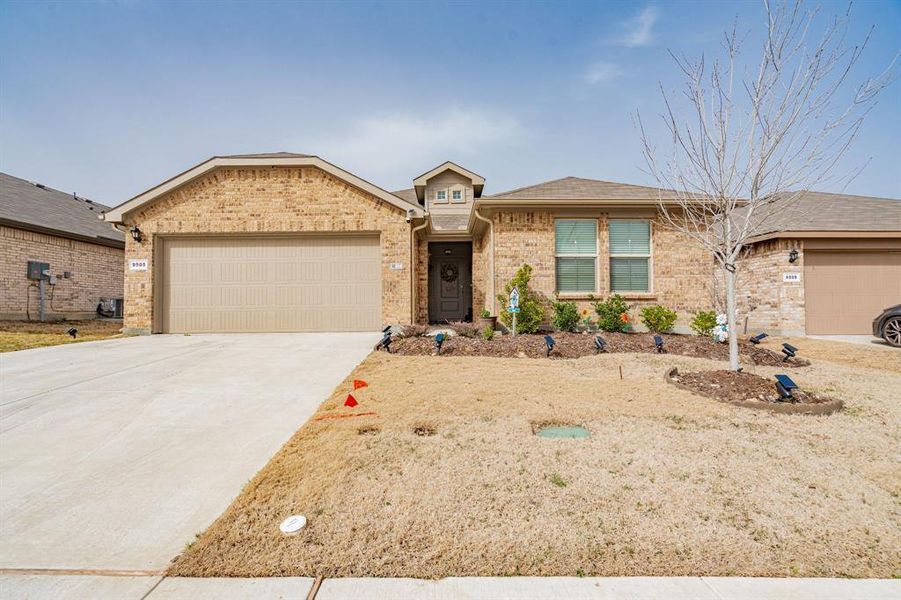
[724,266,740,371]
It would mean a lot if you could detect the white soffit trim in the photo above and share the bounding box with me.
[412,161,485,187]
[103,156,424,223]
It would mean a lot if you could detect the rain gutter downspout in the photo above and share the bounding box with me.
[472,208,495,315]
[410,214,429,324]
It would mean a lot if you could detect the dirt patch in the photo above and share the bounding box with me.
[393,331,809,367]
[170,348,900,579]
[413,423,437,437]
[357,425,380,436]
[0,319,124,352]
[667,368,843,415]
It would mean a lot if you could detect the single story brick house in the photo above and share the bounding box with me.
[0,172,125,320]
[101,153,899,336]
[737,192,901,336]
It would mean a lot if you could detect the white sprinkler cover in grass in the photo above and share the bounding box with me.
[279,515,307,535]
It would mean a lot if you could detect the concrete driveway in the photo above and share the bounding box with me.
[0,333,375,572]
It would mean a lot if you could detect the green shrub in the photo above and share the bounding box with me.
[552,300,580,332]
[594,294,631,332]
[479,308,491,318]
[496,264,546,334]
[690,310,718,337]
[640,305,678,333]
[481,325,494,341]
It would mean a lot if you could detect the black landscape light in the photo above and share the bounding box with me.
[129,225,142,243]
[544,335,555,357]
[594,335,607,353]
[376,325,392,353]
[781,342,798,361]
[775,374,798,401]
[66,327,77,339]
[654,335,665,353]
[435,332,446,354]
[749,332,768,345]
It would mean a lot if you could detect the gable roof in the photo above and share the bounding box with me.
[412,161,485,202]
[391,188,419,205]
[486,176,684,201]
[743,191,901,241]
[103,154,424,223]
[0,172,124,248]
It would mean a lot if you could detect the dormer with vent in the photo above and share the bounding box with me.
[413,161,484,216]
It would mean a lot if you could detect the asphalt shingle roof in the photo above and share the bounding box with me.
[743,191,901,237]
[488,176,684,200]
[391,188,419,204]
[0,172,124,246]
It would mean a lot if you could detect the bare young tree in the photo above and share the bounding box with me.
[638,0,897,370]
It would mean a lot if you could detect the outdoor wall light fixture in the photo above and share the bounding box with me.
[594,335,607,353]
[66,327,77,339]
[654,335,665,353]
[749,332,769,345]
[774,374,798,401]
[130,225,142,243]
[544,335,555,357]
[435,332,446,354]
[781,342,798,361]
[788,249,799,263]
[376,325,392,353]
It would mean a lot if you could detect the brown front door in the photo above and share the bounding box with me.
[428,242,472,322]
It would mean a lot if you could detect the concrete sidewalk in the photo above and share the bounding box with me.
[0,574,898,599]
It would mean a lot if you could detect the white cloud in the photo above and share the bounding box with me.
[615,6,659,48]
[584,61,623,84]
[306,109,524,189]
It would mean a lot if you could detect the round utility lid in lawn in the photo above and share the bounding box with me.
[536,425,589,439]
[279,515,307,535]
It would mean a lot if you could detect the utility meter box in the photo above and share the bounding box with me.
[27,261,50,280]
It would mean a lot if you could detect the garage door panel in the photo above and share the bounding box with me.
[805,251,901,334]
[161,236,381,333]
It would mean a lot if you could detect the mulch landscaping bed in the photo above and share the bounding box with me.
[393,331,809,367]
[666,367,843,415]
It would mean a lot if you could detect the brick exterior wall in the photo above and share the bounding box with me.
[485,210,713,329]
[0,225,124,320]
[122,166,412,334]
[733,239,806,336]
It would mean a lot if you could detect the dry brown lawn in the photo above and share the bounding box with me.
[170,340,901,579]
[0,320,124,352]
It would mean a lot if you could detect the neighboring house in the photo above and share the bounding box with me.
[737,192,901,336]
[101,153,898,336]
[0,172,125,321]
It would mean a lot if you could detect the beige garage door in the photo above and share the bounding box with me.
[805,251,901,334]
[160,235,381,333]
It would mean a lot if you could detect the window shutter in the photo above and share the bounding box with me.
[555,220,597,254]
[610,258,649,292]
[556,258,596,292]
[609,221,650,254]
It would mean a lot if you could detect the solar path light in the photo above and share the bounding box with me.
[781,343,798,362]
[376,326,393,353]
[594,335,607,353]
[435,332,446,354]
[775,374,798,401]
[544,335,555,357]
[66,327,77,339]
[749,332,768,344]
[654,335,665,353]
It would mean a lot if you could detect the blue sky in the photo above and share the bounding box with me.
[1,0,899,204]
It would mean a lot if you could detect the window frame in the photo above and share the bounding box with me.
[554,218,599,294]
[608,219,653,293]
[450,188,464,202]
[434,189,448,204]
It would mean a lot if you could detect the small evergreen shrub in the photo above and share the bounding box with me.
[594,294,631,332]
[481,325,494,341]
[690,310,718,337]
[552,300,580,332]
[640,305,678,333]
[496,264,546,334]
[479,308,491,318]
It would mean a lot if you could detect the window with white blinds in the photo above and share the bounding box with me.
[609,220,651,292]
[555,219,597,293]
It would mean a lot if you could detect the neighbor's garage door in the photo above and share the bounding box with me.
[160,236,381,333]
[804,251,901,334]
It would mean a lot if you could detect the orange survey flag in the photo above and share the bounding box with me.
[344,394,358,408]
[353,380,368,390]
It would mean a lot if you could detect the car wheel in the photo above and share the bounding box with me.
[883,316,901,347]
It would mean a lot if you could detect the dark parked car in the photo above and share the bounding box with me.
[873,305,901,347]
